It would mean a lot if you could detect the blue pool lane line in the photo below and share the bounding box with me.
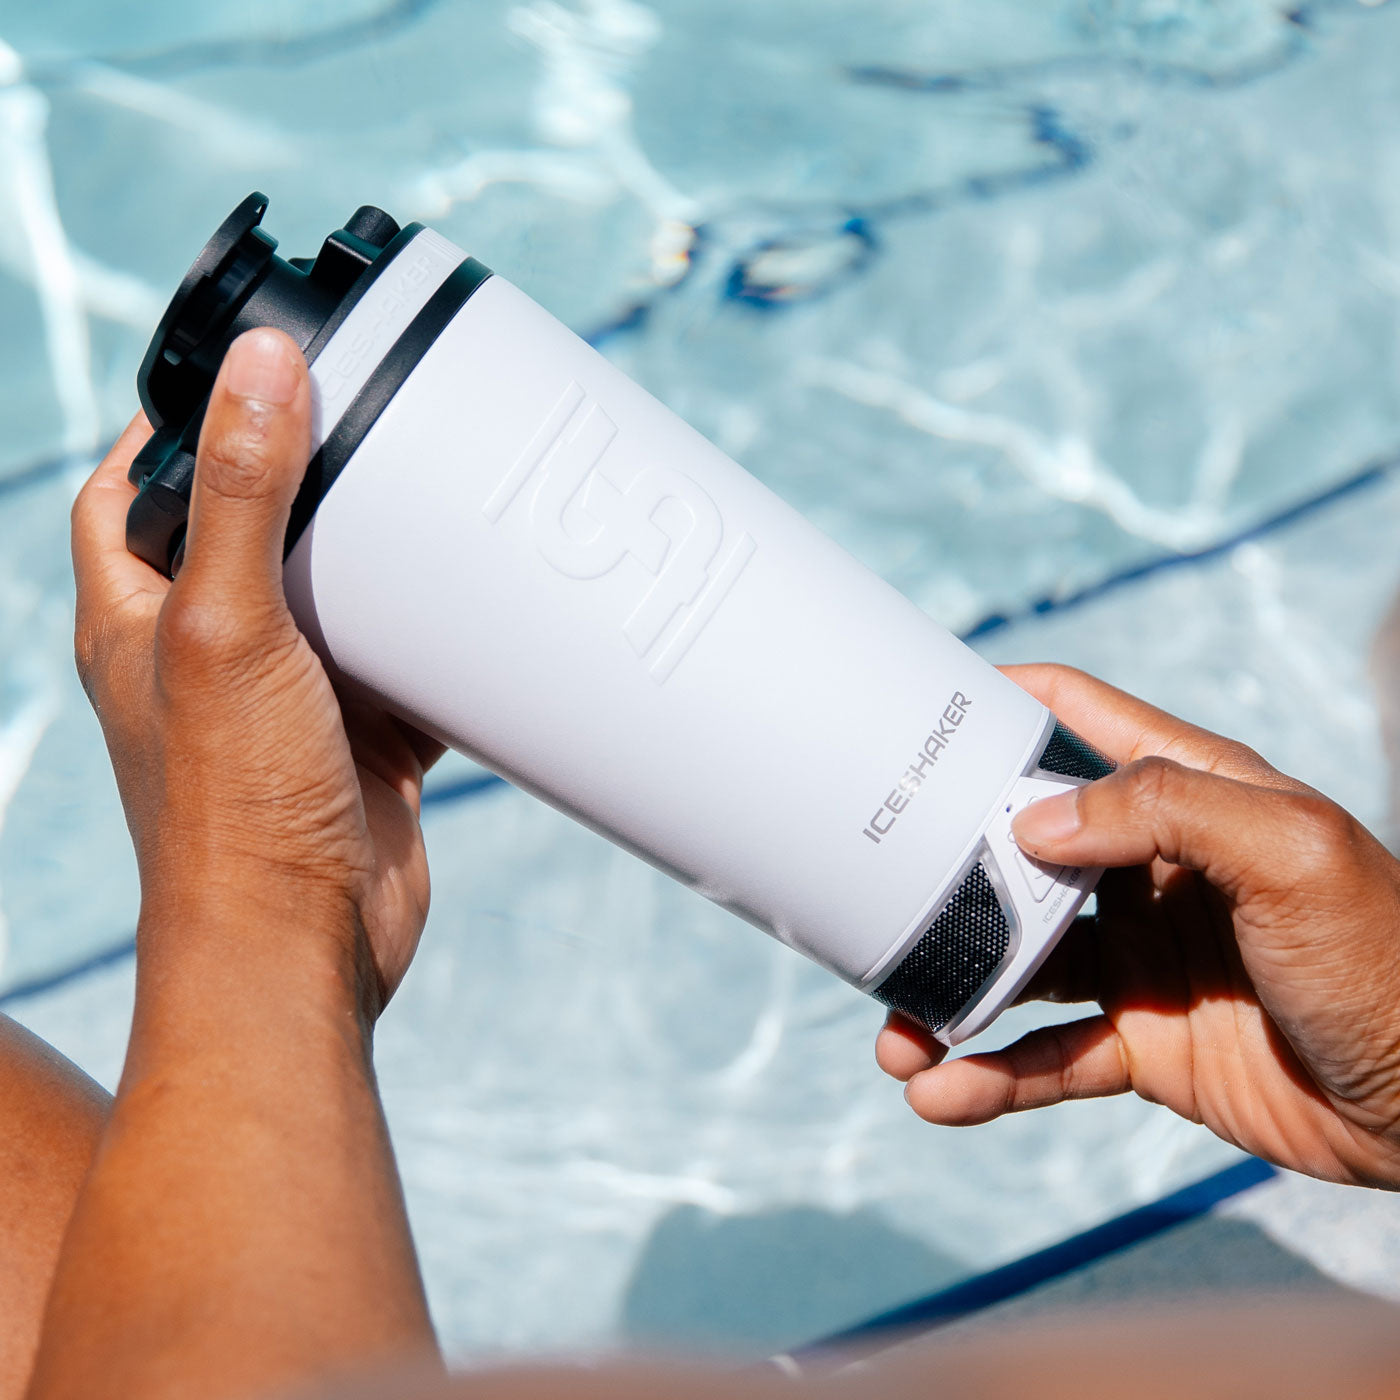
[26,0,447,82]
[0,935,140,1008]
[0,769,517,1007]
[960,448,1400,643]
[0,769,517,1004]
[421,771,508,807]
[0,451,85,500]
[791,1155,1279,1360]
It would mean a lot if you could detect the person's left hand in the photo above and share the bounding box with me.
[72,328,443,1019]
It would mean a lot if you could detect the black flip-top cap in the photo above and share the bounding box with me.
[136,192,276,433]
[126,193,405,575]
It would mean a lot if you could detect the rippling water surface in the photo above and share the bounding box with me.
[2,0,1399,1359]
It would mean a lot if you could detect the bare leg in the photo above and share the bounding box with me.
[0,1014,110,1400]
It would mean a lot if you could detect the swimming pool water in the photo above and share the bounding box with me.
[2,0,1400,1359]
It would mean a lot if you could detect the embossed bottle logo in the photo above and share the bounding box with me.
[483,381,756,683]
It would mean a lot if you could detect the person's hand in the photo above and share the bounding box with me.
[877,663,1400,1189]
[71,328,443,1020]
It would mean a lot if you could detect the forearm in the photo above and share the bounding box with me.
[25,895,438,1400]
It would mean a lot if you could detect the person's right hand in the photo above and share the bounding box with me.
[71,329,442,1023]
[877,663,1400,1189]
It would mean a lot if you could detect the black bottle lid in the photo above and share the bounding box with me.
[127,192,406,576]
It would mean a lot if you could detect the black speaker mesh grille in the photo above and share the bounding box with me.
[1036,722,1115,782]
[872,862,1010,1034]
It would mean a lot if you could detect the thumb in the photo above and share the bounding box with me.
[1011,756,1310,902]
[180,328,310,608]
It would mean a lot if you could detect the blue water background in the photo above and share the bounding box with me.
[2,0,1399,1360]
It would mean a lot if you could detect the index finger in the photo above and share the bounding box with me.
[71,413,169,625]
[1001,662,1307,792]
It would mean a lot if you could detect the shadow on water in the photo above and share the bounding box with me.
[621,1203,1374,1361]
[618,1203,965,1357]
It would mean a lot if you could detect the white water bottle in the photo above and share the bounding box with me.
[127,194,1109,1045]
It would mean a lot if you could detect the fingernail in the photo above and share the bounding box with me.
[1012,789,1081,849]
[224,329,298,405]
